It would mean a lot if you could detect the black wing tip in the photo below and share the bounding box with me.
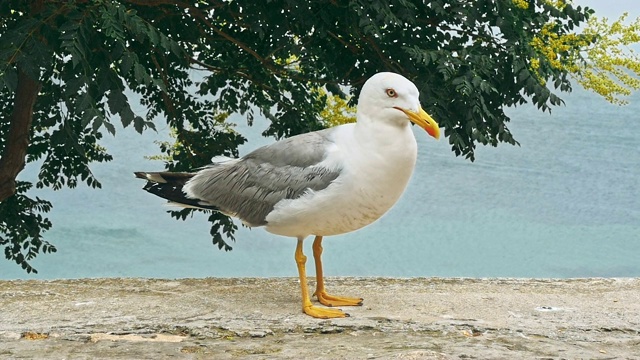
[135,171,216,211]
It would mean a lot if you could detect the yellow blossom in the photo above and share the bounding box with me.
[512,0,528,10]
[315,88,356,127]
[575,13,640,105]
[527,6,640,105]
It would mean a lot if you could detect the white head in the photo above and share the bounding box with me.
[357,72,440,139]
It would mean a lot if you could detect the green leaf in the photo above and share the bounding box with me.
[133,116,145,134]
[0,67,17,92]
[120,104,135,128]
[120,51,136,74]
[103,120,116,135]
[107,88,127,115]
[133,63,151,85]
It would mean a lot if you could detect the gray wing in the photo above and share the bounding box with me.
[184,128,341,227]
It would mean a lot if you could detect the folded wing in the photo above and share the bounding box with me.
[136,128,341,227]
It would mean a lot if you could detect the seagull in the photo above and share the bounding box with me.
[135,72,440,318]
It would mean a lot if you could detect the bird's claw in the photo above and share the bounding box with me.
[303,304,350,319]
[314,290,364,307]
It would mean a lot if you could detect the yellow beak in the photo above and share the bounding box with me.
[395,106,440,139]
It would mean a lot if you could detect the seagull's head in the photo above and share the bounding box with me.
[358,72,440,139]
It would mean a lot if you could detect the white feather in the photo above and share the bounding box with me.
[210,155,236,163]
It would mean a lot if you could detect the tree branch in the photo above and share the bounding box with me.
[0,69,41,202]
[150,53,177,120]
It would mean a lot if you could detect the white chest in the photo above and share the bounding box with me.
[265,123,418,238]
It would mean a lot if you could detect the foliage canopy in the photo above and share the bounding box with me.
[0,0,635,272]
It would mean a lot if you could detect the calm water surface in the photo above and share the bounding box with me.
[1,87,639,279]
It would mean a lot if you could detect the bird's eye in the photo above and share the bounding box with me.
[386,88,397,98]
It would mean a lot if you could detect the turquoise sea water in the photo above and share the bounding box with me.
[1,86,639,279]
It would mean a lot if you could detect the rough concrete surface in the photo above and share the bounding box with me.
[1,277,639,359]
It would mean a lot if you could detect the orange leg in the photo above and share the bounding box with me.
[312,236,363,307]
[295,237,348,318]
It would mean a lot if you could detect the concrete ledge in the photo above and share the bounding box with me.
[1,278,639,358]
